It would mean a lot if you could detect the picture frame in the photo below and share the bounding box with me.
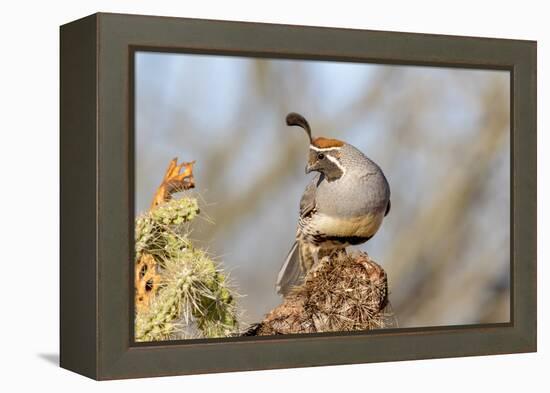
[60,12,536,380]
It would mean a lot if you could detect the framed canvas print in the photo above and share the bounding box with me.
[60,13,537,380]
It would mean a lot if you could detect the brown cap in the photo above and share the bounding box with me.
[312,137,344,148]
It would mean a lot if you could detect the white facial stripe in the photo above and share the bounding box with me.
[309,145,341,152]
[325,154,346,176]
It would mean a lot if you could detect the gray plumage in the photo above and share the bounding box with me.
[276,114,390,296]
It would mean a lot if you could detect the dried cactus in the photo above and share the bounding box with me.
[244,251,395,336]
[135,253,161,313]
[150,158,195,209]
[134,196,238,342]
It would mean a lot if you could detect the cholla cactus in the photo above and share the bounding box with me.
[135,197,200,259]
[134,196,238,342]
[245,251,395,336]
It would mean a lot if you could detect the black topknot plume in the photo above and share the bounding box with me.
[286,112,312,143]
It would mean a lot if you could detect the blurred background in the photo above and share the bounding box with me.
[135,51,510,329]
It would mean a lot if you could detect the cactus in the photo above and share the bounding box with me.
[134,196,238,342]
[244,251,396,336]
[135,197,200,260]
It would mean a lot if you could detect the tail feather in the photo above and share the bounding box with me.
[276,242,304,296]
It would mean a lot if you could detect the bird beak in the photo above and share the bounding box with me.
[305,164,312,174]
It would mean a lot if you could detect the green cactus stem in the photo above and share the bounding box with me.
[134,197,238,342]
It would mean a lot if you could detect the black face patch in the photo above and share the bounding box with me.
[307,149,344,181]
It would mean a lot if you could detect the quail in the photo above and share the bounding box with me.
[276,112,391,296]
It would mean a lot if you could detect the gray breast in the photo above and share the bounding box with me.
[315,145,390,218]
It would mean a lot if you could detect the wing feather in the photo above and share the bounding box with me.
[299,174,321,218]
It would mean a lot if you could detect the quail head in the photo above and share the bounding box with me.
[276,112,391,296]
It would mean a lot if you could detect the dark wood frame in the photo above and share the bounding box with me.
[60,12,537,380]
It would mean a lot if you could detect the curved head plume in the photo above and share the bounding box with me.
[286,112,312,143]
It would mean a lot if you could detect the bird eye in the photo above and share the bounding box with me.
[317,153,325,160]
